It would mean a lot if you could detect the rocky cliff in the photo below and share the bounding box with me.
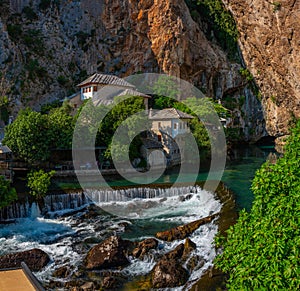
[0,0,269,141]
[223,0,300,139]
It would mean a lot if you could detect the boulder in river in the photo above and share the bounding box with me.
[84,236,133,270]
[52,266,71,278]
[161,238,196,262]
[155,213,219,241]
[162,243,184,260]
[182,238,197,260]
[151,258,189,288]
[132,238,158,259]
[0,248,50,271]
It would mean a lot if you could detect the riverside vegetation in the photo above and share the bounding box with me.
[215,119,300,290]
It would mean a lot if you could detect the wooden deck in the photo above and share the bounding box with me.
[0,269,35,291]
[0,263,44,291]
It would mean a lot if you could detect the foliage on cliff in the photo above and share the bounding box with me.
[215,120,300,290]
[0,175,17,209]
[186,0,238,57]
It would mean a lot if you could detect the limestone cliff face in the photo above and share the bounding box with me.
[223,0,300,137]
[0,0,266,141]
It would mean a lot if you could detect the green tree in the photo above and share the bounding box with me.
[73,100,108,147]
[152,75,181,108]
[215,120,300,290]
[48,101,74,149]
[0,176,17,208]
[102,95,146,160]
[3,109,50,164]
[27,170,55,199]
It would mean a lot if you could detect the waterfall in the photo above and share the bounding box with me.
[0,192,90,220]
[0,186,205,220]
[30,202,41,219]
[43,192,89,212]
[86,186,200,203]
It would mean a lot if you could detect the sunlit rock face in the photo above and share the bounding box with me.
[1,0,269,141]
[223,0,300,137]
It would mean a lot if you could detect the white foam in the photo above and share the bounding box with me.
[0,187,222,289]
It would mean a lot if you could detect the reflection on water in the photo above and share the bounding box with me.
[222,146,278,211]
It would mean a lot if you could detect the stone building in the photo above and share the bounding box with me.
[149,108,194,166]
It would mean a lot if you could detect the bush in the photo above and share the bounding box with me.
[7,24,22,40]
[27,170,55,199]
[57,75,68,86]
[22,6,38,20]
[215,120,300,290]
[3,109,51,163]
[39,0,51,10]
[0,176,17,209]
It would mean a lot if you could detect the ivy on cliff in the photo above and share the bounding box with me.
[186,0,239,59]
[215,120,300,290]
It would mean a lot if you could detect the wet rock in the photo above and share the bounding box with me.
[151,259,189,288]
[186,255,206,273]
[162,243,184,260]
[53,266,70,278]
[46,280,64,289]
[84,236,133,270]
[156,213,219,241]
[182,238,197,260]
[178,194,193,202]
[101,275,125,289]
[80,281,95,291]
[118,221,130,229]
[132,238,158,258]
[160,239,196,263]
[190,266,227,290]
[64,279,95,290]
[0,248,50,271]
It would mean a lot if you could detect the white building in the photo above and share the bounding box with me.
[69,73,151,109]
[77,73,136,101]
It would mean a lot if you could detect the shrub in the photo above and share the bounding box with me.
[215,120,300,290]
[22,6,38,20]
[0,176,17,209]
[27,170,55,199]
[7,24,22,40]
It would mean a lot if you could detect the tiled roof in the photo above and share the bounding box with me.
[150,108,194,120]
[77,73,135,88]
[0,145,12,154]
[117,89,151,98]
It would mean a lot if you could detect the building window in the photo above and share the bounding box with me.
[93,86,98,92]
[179,123,182,129]
[174,123,177,129]
[88,87,91,92]
[158,122,161,128]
